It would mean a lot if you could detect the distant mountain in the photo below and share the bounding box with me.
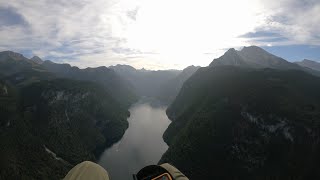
[0,51,137,107]
[109,64,137,74]
[295,59,320,72]
[156,65,200,103]
[160,48,320,179]
[0,51,30,61]
[0,51,44,75]
[30,56,43,64]
[210,46,301,70]
[41,61,137,107]
[110,64,180,99]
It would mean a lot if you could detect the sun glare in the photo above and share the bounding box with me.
[112,0,266,68]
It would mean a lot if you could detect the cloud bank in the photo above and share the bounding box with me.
[0,0,319,69]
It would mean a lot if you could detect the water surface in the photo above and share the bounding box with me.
[98,99,171,180]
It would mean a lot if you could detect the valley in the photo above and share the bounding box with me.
[2,1,320,179]
[1,46,320,179]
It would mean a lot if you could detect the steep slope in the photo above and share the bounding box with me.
[0,78,130,179]
[156,65,200,104]
[0,79,72,179]
[0,51,135,179]
[161,66,320,179]
[160,46,320,179]
[110,64,181,98]
[295,59,320,72]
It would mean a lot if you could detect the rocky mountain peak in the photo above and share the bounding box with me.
[30,56,43,64]
[296,59,320,71]
[0,51,28,61]
[210,46,300,70]
[210,48,246,67]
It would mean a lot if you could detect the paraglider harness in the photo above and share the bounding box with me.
[133,165,173,180]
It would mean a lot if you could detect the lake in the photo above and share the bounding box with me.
[98,99,171,180]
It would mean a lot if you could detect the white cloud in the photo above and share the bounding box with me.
[256,0,320,45]
[0,0,319,69]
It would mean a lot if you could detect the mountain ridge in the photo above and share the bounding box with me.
[210,46,301,70]
[0,52,138,107]
[109,64,181,100]
[295,59,320,71]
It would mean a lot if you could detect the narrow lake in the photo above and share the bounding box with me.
[98,99,171,180]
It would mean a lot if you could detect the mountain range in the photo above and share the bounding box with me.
[210,46,320,76]
[110,64,200,104]
[109,64,180,98]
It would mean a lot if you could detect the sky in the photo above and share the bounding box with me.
[0,0,319,70]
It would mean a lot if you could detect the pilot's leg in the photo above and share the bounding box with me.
[160,163,189,180]
[64,161,110,180]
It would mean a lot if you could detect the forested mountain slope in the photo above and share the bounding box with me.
[161,51,320,179]
[0,51,135,179]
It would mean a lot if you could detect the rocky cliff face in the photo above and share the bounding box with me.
[210,46,301,70]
